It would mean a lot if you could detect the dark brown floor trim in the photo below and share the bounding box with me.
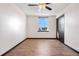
[27,38,57,39]
[57,35,79,53]
[2,38,57,56]
[57,39,79,54]
[64,44,79,54]
[2,38,27,56]
[3,38,78,56]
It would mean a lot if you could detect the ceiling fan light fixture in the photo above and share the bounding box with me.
[39,3,46,10]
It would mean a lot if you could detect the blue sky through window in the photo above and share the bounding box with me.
[38,17,48,27]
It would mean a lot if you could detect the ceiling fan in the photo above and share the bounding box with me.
[28,3,52,10]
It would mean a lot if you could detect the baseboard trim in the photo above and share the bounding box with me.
[27,38,57,39]
[3,38,78,56]
[58,39,79,54]
[1,38,27,56]
[2,38,57,56]
[64,44,79,54]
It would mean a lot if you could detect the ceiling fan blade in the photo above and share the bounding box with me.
[45,6,52,10]
[45,3,51,5]
[28,4,38,6]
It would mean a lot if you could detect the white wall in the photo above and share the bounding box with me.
[57,4,79,51]
[27,16,56,38]
[0,4,27,55]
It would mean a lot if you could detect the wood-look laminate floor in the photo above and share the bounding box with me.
[4,39,79,56]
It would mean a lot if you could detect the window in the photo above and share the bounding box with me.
[38,17,49,32]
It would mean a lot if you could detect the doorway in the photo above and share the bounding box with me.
[57,15,65,43]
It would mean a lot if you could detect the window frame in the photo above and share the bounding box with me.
[38,17,49,32]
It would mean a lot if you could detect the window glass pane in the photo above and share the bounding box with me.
[38,17,48,27]
[38,17,49,32]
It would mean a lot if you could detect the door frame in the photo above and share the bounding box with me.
[56,15,65,43]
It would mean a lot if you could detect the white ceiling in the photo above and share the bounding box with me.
[15,3,69,16]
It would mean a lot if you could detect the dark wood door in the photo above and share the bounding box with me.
[57,15,64,43]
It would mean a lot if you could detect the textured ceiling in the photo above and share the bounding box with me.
[15,3,69,16]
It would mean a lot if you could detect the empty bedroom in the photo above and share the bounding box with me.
[0,3,79,56]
